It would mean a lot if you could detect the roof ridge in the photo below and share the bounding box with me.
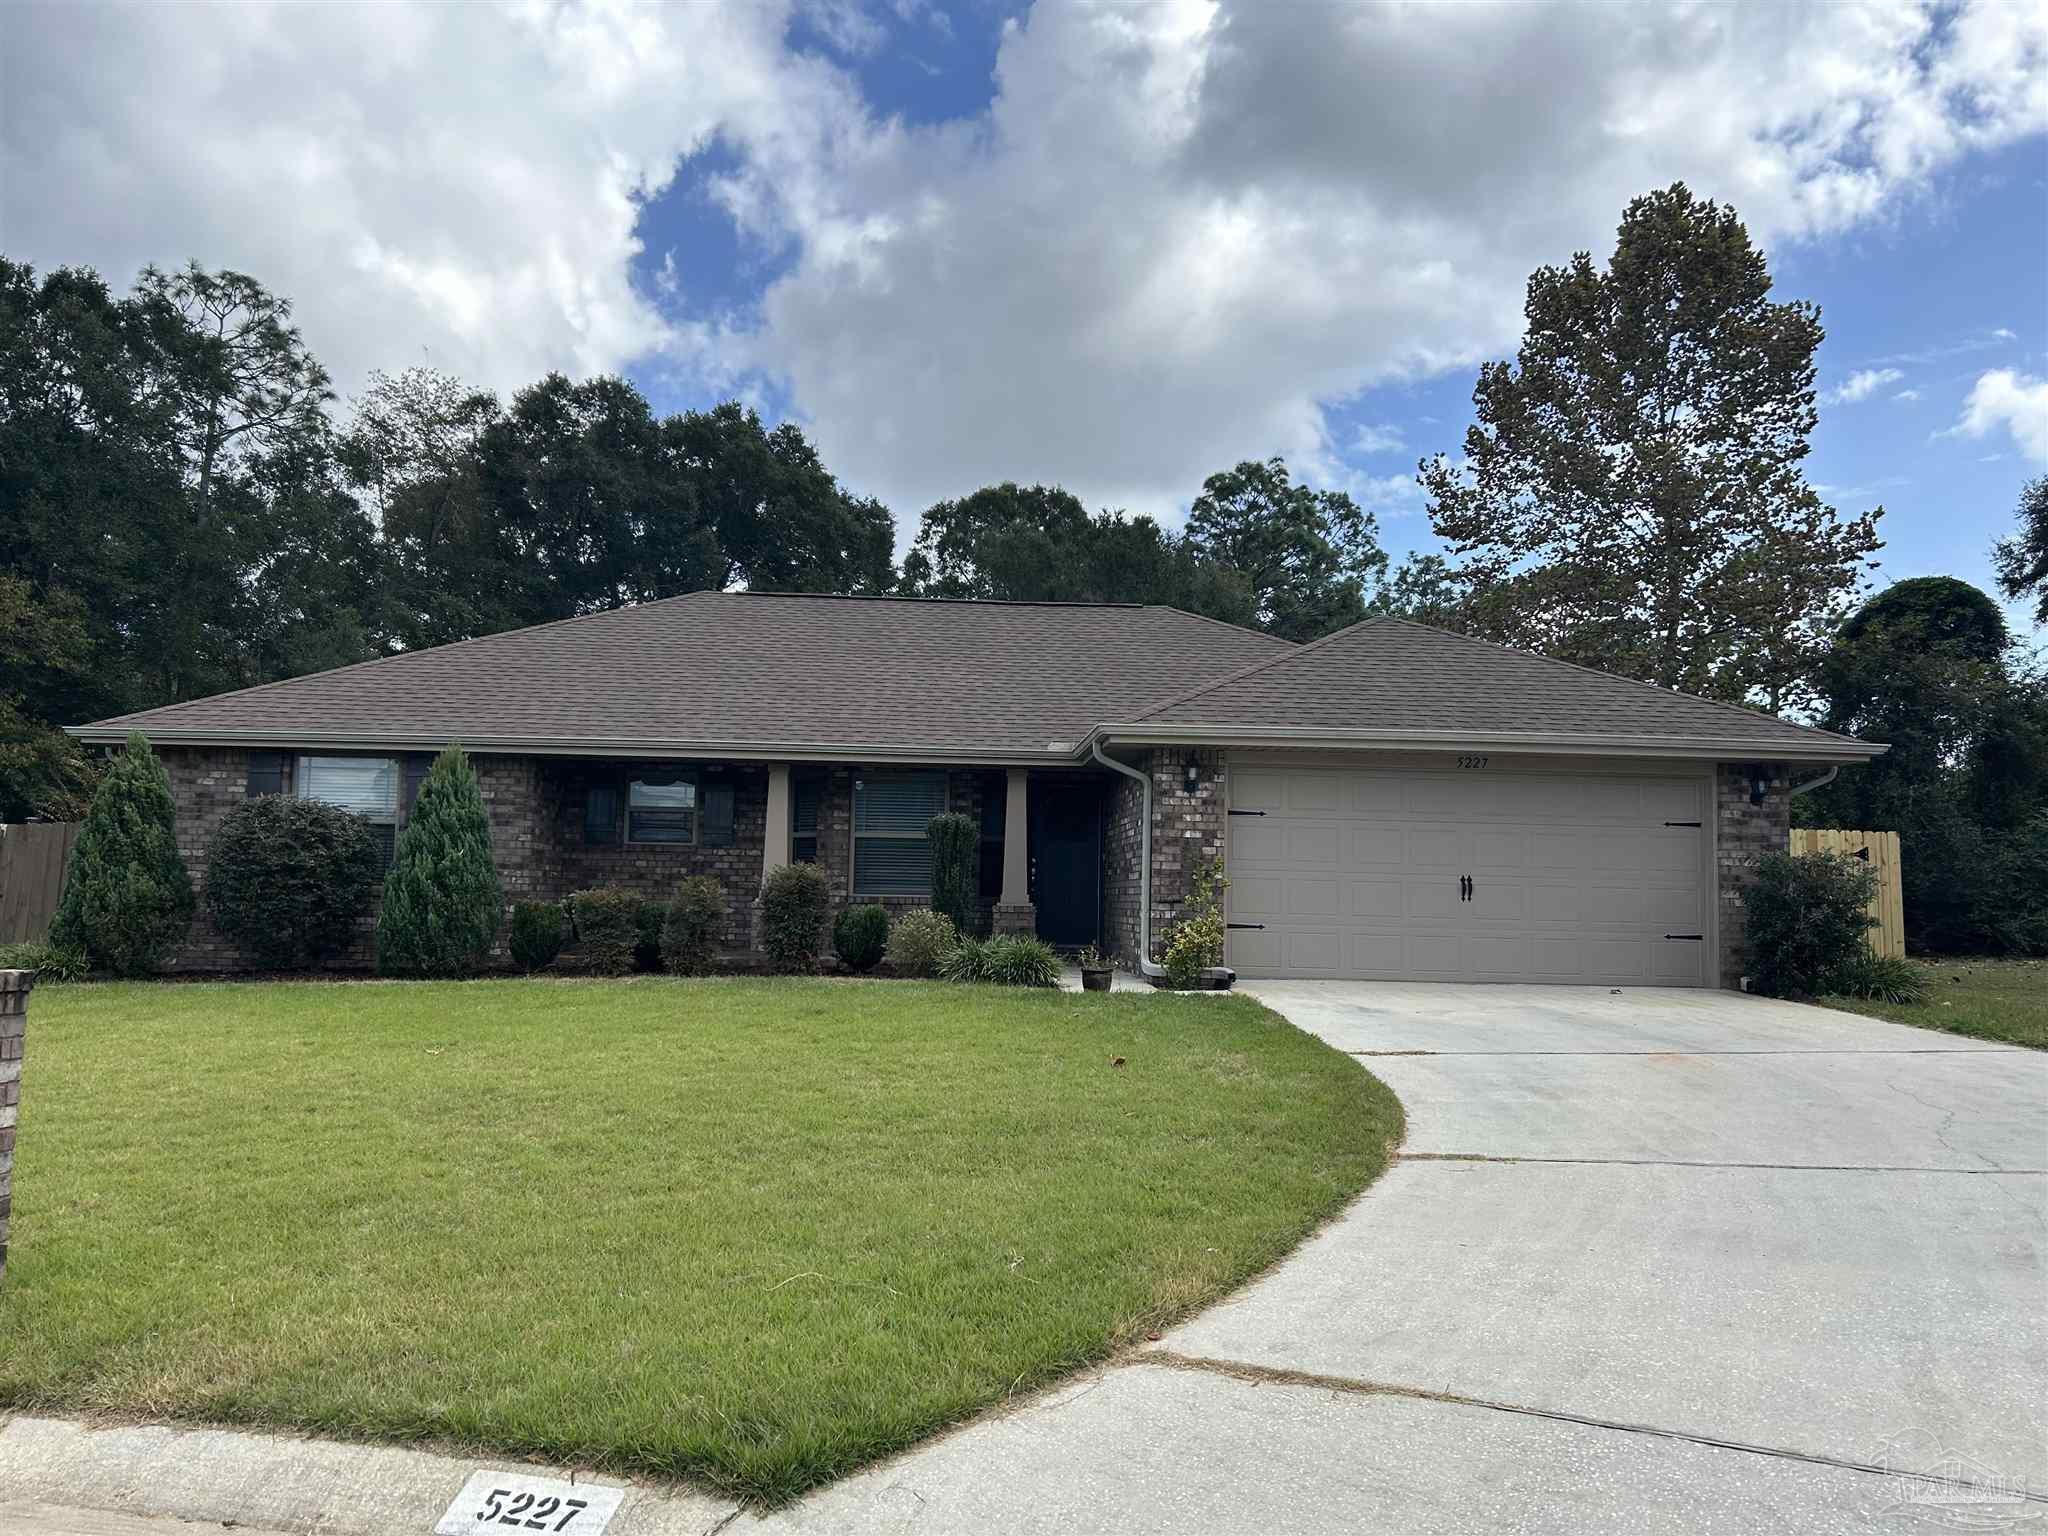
[1143,604,1300,649]
[1366,617,1853,742]
[92,588,727,730]
[741,590,1147,610]
[1132,616,1395,722]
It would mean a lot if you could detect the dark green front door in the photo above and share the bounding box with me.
[1031,783,1103,948]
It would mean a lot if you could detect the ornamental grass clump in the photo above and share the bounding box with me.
[375,745,502,977]
[48,731,193,976]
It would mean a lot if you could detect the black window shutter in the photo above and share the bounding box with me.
[585,783,621,845]
[702,782,736,848]
[401,754,432,817]
[246,750,288,797]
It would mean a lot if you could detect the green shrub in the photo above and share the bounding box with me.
[0,939,88,982]
[885,908,957,977]
[940,936,990,982]
[635,898,666,972]
[759,861,829,972]
[1162,857,1228,989]
[507,901,565,973]
[1741,851,1878,998]
[663,876,728,976]
[567,887,641,977]
[48,730,194,976]
[1823,951,1929,1005]
[376,745,503,977]
[833,903,889,972]
[927,811,979,938]
[204,795,379,970]
[985,935,1060,987]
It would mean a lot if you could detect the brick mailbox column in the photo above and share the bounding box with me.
[0,968,28,1282]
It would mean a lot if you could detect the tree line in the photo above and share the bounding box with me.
[4,185,2042,951]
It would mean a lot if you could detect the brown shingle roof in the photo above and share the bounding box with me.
[1125,616,1876,758]
[76,592,1294,761]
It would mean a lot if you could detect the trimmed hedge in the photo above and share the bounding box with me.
[204,795,379,970]
[568,887,641,977]
[833,904,889,972]
[49,731,193,976]
[884,908,956,978]
[508,901,565,973]
[663,876,728,976]
[759,861,829,972]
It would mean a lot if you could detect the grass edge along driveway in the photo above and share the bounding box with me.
[0,977,1402,1504]
[1821,956,2046,1049]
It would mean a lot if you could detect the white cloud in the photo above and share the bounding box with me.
[1946,369,2048,462]
[1351,422,1407,455]
[1825,367,1907,405]
[5,0,2045,531]
[1893,388,1921,402]
[1993,326,2019,340]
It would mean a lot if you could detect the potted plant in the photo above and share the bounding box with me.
[1076,943,1113,992]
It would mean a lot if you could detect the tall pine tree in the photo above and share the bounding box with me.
[1421,184,1881,712]
[375,745,502,977]
[48,732,193,974]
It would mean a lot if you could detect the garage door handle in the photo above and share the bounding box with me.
[1459,876,1472,902]
[1227,922,1266,930]
[1227,809,1266,817]
[1664,820,1702,828]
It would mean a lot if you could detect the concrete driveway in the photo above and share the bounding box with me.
[755,982,2047,1535]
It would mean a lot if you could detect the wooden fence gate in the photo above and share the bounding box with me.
[0,823,81,944]
[1790,827,1905,958]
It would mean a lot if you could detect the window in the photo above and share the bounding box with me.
[852,771,947,897]
[296,755,399,864]
[792,776,821,864]
[628,776,697,844]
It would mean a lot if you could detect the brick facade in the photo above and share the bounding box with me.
[1100,747,1225,970]
[1104,764,1145,966]
[0,968,27,1282]
[1715,761,1792,990]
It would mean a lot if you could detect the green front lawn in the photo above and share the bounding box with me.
[0,978,1399,1502]
[1823,957,2048,1049]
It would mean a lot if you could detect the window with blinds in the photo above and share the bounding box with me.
[792,776,822,864]
[628,778,697,844]
[295,756,400,866]
[852,772,946,897]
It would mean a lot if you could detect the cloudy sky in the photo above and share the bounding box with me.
[4,0,2044,611]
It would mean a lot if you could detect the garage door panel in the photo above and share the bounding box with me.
[1229,765,1711,987]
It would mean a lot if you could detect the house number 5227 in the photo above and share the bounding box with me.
[1456,755,1489,769]
[437,1473,626,1536]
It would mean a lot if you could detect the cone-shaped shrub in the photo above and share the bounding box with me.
[376,745,502,976]
[927,811,979,938]
[48,731,194,975]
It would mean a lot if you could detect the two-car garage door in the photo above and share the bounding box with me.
[1226,761,1712,986]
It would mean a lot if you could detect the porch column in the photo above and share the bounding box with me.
[992,768,1036,936]
[763,764,792,880]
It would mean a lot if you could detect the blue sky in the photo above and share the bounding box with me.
[10,0,2044,619]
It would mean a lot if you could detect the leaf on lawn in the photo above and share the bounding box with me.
[1111,1057,1126,1068]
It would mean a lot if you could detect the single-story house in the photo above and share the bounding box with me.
[71,592,1883,988]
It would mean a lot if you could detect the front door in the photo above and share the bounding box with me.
[1031,783,1103,948]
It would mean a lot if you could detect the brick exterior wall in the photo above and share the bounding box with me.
[813,767,998,937]
[1715,762,1792,990]
[1099,747,1225,969]
[0,969,27,1282]
[161,746,273,970]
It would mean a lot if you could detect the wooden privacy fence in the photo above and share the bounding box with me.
[0,823,80,944]
[1790,827,1905,958]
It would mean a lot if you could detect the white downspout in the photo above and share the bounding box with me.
[1090,738,1168,981]
[1789,766,1839,798]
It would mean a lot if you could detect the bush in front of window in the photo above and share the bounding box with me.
[205,795,379,970]
[927,812,979,938]
[508,901,566,973]
[883,907,956,978]
[375,745,503,977]
[49,731,194,977]
[634,898,666,972]
[759,861,830,972]
[567,887,640,976]
[833,903,889,972]
[1741,850,1878,997]
[663,876,728,976]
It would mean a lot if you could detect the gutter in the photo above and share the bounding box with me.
[1788,765,1839,797]
[1080,723,1888,765]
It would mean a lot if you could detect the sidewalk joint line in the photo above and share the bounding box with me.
[1140,1352,2048,1503]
